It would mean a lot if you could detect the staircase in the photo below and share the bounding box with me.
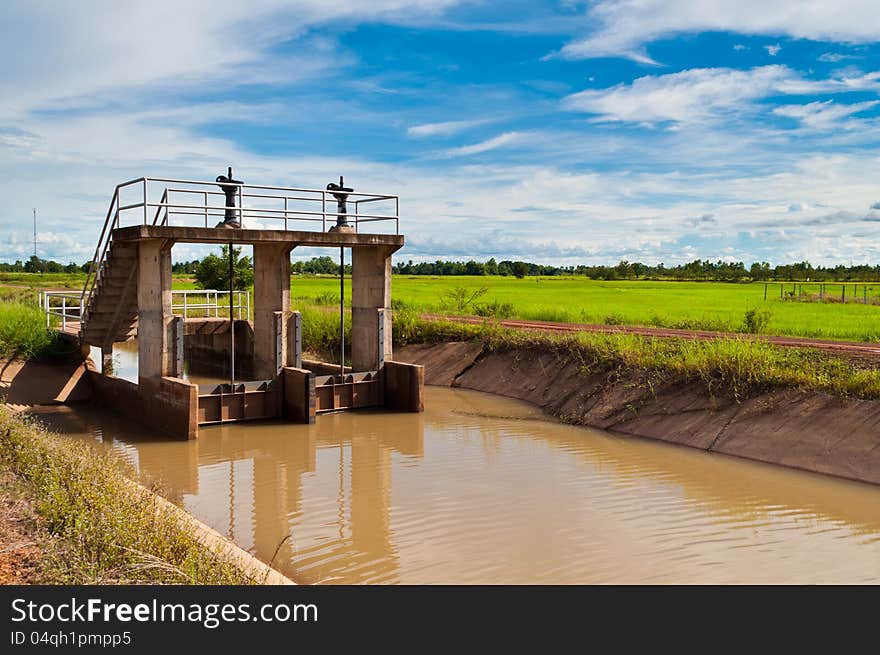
[80,239,139,347]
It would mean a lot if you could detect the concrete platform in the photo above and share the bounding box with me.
[112,225,404,251]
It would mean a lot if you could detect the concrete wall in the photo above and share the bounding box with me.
[184,319,254,379]
[395,341,880,486]
[282,367,316,423]
[383,361,424,412]
[88,372,199,440]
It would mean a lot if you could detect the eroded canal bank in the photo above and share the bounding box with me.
[395,341,880,485]
[27,385,880,584]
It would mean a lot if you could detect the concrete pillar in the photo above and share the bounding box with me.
[253,243,293,380]
[351,246,392,372]
[137,239,174,381]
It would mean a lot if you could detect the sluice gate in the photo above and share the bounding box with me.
[49,173,424,439]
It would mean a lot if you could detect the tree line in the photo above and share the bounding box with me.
[8,253,880,282]
[394,258,880,282]
[0,256,89,274]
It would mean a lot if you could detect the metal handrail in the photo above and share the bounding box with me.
[79,176,400,333]
[38,291,83,332]
[171,289,250,320]
[79,183,123,321]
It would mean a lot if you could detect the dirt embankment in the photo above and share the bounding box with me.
[395,342,880,485]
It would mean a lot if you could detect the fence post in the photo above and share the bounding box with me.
[842,285,846,303]
[763,283,767,301]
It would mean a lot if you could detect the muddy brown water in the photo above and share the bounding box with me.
[29,380,880,584]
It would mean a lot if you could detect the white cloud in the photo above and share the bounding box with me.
[0,0,464,117]
[818,52,859,62]
[562,66,789,124]
[765,44,782,56]
[441,132,524,156]
[407,119,488,138]
[557,0,880,63]
[773,100,879,129]
[563,65,880,125]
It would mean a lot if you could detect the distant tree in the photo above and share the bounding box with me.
[512,261,529,279]
[194,245,253,290]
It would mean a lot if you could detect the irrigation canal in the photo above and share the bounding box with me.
[29,380,880,584]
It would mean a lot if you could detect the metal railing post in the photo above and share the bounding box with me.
[204,191,209,227]
[143,178,148,224]
[284,196,288,231]
[322,191,326,232]
[44,293,49,328]
[183,292,188,319]
[61,296,66,331]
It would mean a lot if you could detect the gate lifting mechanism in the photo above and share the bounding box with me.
[215,166,243,228]
[327,176,353,231]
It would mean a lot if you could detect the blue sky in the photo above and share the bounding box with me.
[3,0,880,266]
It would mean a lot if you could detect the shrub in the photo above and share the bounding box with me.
[743,307,773,334]
[603,313,626,326]
[440,286,488,313]
[474,300,515,319]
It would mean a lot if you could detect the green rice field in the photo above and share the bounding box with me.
[4,272,880,342]
[282,276,880,343]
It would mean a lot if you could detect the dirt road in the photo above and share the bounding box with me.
[421,313,880,359]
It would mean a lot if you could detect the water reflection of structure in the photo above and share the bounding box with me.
[49,405,425,584]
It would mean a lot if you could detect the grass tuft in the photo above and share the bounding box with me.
[0,302,66,360]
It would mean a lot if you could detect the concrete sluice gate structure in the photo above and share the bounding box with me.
[52,174,424,439]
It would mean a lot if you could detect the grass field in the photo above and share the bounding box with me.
[5,272,880,342]
[283,276,880,343]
